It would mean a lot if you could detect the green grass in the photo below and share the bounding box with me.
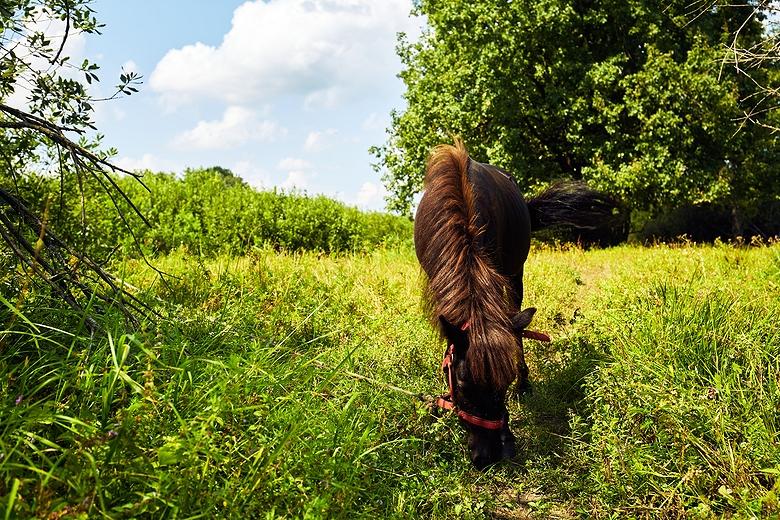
[1,242,779,518]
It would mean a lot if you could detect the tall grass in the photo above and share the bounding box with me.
[1,243,778,518]
[1,249,489,518]
[567,244,780,517]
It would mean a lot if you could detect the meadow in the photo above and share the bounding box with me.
[2,238,779,518]
[3,1,779,517]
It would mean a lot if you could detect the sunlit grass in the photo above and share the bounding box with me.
[1,242,779,518]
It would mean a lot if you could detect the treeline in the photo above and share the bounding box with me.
[375,0,780,240]
[16,167,413,258]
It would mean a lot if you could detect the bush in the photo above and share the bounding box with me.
[12,167,413,258]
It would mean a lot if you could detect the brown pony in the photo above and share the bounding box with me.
[414,141,616,468]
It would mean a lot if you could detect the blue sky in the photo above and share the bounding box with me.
[80,1,421,211]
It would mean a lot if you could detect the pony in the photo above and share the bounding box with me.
[414,141,617,468]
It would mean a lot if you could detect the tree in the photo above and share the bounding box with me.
[0,0,146,324]
[717,1,780,131]
[373,0,780,234]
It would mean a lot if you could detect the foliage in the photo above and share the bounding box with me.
[2,243,779,517]
[0,0,141,171]
[549,242,779,517]
[17,166,414,256]
[373,0,780,228]
[0,0,145,321]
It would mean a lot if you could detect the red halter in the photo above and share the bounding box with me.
[435,324,551,430]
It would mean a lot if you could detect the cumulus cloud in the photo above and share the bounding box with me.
[26,17,87,73]
[334,181,388,210]
[278,157,312,171]
[304,128,338,152]
[303,87,342,110]
[93,102,127,125]
[354,181,387,208]
[232,160,271,188]
[114,153,181,173]
[172,106,285,150]
[121,60,140,75]
[281,170,310,191]
[277,157,314,191]
[7,16,87,108]
[149,0,419,108]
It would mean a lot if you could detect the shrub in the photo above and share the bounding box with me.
[13,167,413,258]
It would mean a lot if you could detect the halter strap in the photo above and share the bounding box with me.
[436,344,506,430]
[435,325,551,430]
[522,329,551,342]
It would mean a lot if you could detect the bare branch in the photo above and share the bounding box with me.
[0,186,158,328]
[50,0,70,65]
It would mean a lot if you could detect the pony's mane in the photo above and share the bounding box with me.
[418,141,519,389]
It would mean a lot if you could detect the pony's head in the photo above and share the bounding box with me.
[439,308,536,469]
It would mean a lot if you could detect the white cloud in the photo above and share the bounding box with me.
[278,157,312,171]
[303,87,342,110]
[114,153,180,173]
[6,16,87,108]
[27,17,87,73]
[121,60,140,75]
[277,157,314,191]
[355,181,387,208]
[149,0,419,108]
[93,102,127,125]
[281,170,310,191]
[304,128,338,152]
[232,160,271,189]
[334,181,387,210]
[172,106,285,150]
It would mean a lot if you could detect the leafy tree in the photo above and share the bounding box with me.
[0,0,145,323]
[374,0,780,234]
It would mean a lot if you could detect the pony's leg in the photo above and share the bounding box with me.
[500,408,516,460]
[511,274,532,395]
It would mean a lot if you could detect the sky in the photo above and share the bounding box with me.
[78,0,423,211]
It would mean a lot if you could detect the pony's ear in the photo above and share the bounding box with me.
[439,315,468,350]
[511,307,537,332]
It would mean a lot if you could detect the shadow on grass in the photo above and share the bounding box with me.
[490,334,610,517]
[516,335,607,457]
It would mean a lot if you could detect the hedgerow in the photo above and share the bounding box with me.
[15,167,412,257]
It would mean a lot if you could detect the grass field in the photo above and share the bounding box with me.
[2,242,779,518]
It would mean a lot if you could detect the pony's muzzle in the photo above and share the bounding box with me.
[467,429,504,469]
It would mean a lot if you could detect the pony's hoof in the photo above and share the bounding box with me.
[501,428,517,460]
[501,438,517,460]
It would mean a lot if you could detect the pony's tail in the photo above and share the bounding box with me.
[527,180,619,232]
